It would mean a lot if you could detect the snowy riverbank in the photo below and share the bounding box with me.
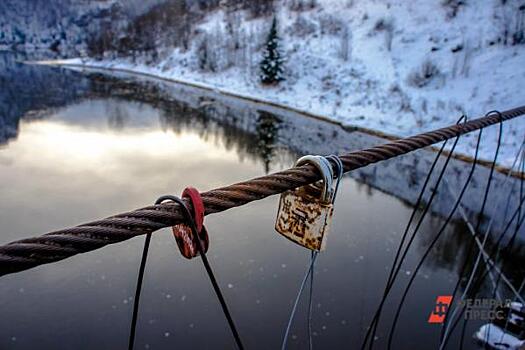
[22,59,525,238]
[38,56,524,169]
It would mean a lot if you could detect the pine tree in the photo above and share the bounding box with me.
[260,17,284,85]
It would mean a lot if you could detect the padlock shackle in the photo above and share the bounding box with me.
[295,155,334,203]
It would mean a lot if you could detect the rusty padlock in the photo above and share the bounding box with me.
[275,155,336,251]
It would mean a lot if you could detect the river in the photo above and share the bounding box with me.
[0,52,523,349]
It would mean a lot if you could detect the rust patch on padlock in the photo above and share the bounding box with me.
[274,186,334,251]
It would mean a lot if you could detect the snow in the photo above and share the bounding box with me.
[0,0,163,58]
[38,0,525,166]
[474,324,524,350]
[0,0,118,57]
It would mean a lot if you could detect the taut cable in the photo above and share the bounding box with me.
[1,106,524,276]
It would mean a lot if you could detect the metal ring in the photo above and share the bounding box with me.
[456,114,468,125]
[485,110,503,121]
[326,155,344,203]
[319,156,335,203]
[155,195,180,205]
[295,155,334,203]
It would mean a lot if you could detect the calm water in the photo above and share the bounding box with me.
[0,53,522,349]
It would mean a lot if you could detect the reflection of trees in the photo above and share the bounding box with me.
[0,53,91,145]
[106,103,129,131]
[86,74,296,172]
[160,104,292,172]
[255,111,282,173]
[0,55,295,172]
[417,214,525,296]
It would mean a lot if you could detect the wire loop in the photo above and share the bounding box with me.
[129,192,244,350]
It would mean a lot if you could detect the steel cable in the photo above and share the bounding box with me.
[1,106,524,276]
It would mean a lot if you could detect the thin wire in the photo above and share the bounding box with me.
[129,195,244,350]
[128,196,171,350]
[386,128,482,349]
[129,232,152,350]
[492,148,525,273]
[444,178,501,298]
[439,112,504,349]
[439,192,525,349]
[281,155,344,350]
[501,151,525,254]
[439,135,525,345]
[440,212,525,350]
[486,150,525,347]
[361,140,449,349]
[362,116,467,349]
[498,276,525,346]
[168,195,244,350]
[308,155,342,350]
[363,116,466,349]
[281,252,319,350]
[445,178,522,302]
[458,113,503,350]
[362,140,450,349]
[307,250,315,350]
[496,153,525,346]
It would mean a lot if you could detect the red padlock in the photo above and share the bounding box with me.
[172,187,210,259]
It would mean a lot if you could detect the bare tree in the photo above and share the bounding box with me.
[248,0,274,18]
[197,34,217,72]
[442,0,466,19]
[340,24,352,61]
[373,18,394,51]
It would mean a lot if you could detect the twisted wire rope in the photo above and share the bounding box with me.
[1,106,524,276]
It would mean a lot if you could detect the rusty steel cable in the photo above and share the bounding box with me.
[1,106,525,276]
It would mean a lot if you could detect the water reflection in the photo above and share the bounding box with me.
[0,53,523,349]
[0,53,92,145]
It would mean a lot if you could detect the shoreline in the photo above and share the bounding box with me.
[31,60,523,178]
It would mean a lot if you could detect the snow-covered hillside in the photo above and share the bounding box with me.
[59,0,525,163]
[57,0,525,165]
[0,0,163,57]
[0,0,112,56]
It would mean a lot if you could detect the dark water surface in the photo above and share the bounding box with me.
[0,53,523,349]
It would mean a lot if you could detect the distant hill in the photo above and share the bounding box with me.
[0,0,164,57]
[3,0,525,164]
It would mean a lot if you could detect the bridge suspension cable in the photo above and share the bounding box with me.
[0,106,524,276]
